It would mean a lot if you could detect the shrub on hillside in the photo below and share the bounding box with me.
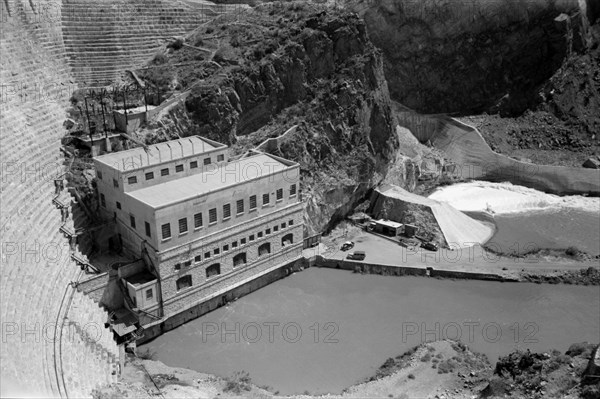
[566,342,594,357]
[581,384,600,399]
[136,348,155,360]
[152,53,167,65]
[224,371,252,394]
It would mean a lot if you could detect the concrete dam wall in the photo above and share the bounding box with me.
[396,110,600,196]
[1,0,240,396]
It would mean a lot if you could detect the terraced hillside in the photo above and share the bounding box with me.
[1,0,243,397]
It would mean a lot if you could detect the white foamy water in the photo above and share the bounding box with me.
[428,181,600,214]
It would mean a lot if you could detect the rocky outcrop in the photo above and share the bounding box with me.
[349,0,590,115]
[143,5,399,234]
[488,343,600,398]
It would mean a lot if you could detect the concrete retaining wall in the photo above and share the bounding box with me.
[315,256,513,282]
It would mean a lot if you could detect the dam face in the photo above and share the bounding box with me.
[0,0,236,396]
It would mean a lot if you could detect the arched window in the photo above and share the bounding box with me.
[258,243,271,257]
[176,275,192,291]
[206,263,220,279]
[281,233,293,247]
[233,253,247,267]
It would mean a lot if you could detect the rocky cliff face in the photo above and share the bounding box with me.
[349,0,591,115]
[140,4,399,234]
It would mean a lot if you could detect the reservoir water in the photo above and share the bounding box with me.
[142,268,600,395]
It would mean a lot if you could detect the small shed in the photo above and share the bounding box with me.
[371,219,403,236]
[75,132,122,156]
[113,105,156,133]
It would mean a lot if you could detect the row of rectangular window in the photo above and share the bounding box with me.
[125,211,293,241]
[173,231,296,292]
[160,187,296,239]
[101,186,296,239]
[171,223,294,270]
[97,155,227,185]
[175,262,222,291]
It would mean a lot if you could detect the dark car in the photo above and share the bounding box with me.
[421,242,439,251]
[347,251,366,260]
[340,241,355,251]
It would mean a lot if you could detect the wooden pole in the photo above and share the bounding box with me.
[123,91,128,129]
[84,97,93,148]
[100,101,107,137]
[143,87,148,113]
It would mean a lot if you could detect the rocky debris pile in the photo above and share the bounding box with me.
[520,266,600,285]
[582,155,600,169]
[483,343,600,398]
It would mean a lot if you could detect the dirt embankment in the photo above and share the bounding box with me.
[102,340,599,399]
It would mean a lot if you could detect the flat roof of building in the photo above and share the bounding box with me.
[374,219,403,228]
[113,105,157,114]
[124,271,156,286]
[126,153,296,209]
[94,136,226,172]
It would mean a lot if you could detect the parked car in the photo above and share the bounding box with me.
[398,238,420,248]
[347,251,366,260]
[340,241,355,251]
[421,242,439,251]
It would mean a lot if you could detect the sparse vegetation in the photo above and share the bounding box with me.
[224,371,252,394]
[136,348,156,360]
[152,53,168,65]
[566,246,581,256]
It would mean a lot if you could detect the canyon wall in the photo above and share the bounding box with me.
[350,0,590,115]
[140,6,400,234]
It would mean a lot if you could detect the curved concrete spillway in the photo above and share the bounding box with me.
[396,110,600,196]
[1,0,241,397]
[371,185,494,247]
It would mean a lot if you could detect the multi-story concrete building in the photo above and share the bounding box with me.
[93,136,304,340]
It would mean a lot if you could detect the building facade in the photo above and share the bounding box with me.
[93,136,304,330]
